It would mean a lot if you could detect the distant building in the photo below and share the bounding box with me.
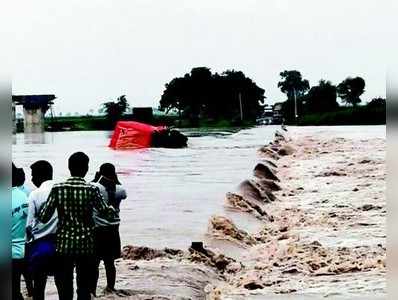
[272,102,284,124]
[256,105,274,125]
[256,103,285,125]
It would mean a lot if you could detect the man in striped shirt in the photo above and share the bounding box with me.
[39,152,115,300]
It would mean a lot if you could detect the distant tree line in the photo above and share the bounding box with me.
[159,67,265,126]
[277,70,385,124]
[97,68,385,129]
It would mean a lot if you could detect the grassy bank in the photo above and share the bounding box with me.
[45,116,109,131]
[42,114,179,132]
[19,107,384,133]
[297,106,386,126]
[37,115,255,132]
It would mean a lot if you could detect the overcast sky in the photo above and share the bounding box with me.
[10,0,394,114]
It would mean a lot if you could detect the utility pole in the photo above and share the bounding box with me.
[293,88,298,124]
[238,92,243,121]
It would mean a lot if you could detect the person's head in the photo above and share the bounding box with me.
[12,163,25,187]
[98,163,121,184]
[12,163,18,187]
[68,152,89,178]
[30,160,53,188]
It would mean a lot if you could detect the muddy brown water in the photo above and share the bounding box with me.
[13,125,386,299]
[12,126,279,249]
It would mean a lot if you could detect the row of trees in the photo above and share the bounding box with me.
[98,69,385,127]
[159,67,265,125]
[277,70,366,108]
[277,70,385,122]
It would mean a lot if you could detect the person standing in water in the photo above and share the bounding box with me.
[91,163,127,295]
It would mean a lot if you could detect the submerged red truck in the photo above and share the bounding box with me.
[109,121,187,149]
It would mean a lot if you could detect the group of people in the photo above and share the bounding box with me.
[12,152,127,300]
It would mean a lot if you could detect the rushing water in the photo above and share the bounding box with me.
[13,125,386,299]
[12,126,279,249]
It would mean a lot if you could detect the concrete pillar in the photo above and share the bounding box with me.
[23,107,45,133]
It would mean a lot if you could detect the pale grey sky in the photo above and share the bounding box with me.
[11,0,393,114]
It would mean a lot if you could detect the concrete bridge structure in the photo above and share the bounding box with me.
[12,95,56,134]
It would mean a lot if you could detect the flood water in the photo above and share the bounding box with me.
[12,126,279,249]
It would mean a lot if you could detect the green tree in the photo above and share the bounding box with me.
[277,70,310,100]
[102,95,129,127]
[160,77,188,114]
[277,70,309,123]
[187,67,213,125]
[211,70,265,122]
[116,95,129,112]
[159,67,266,125]
[280,98,305,123]
[366,97,385,109]
[337,77,365,106]
[304,80,338,113]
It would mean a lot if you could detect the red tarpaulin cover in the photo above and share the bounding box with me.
[109,121,166,149]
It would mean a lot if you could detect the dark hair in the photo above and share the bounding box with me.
[92,163,121,209]
[31,160,53,181]
[99,163,121,185]
[12,163,18,187]
[12,163,25,187]
[68,152,89,177]
[92,171,101,183]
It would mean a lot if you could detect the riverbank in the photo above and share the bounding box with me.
[22,116,256,132]
[297,106,386,126]
[37,125,385,299]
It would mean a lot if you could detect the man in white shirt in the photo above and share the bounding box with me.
[26,160,57,300]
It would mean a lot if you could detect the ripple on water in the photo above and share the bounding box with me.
[12,126,278,249]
